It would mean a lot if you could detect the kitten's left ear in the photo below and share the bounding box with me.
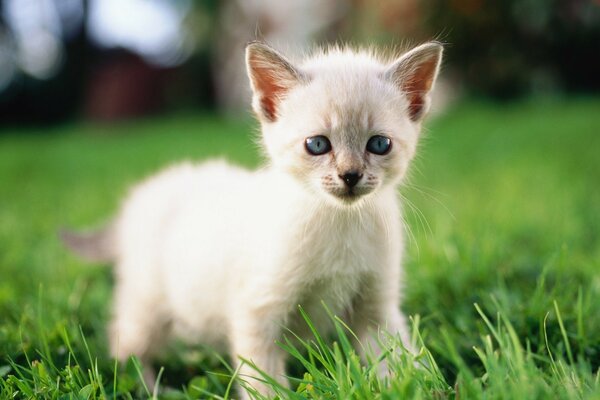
[246,42,302,122]
[385,42,443,122]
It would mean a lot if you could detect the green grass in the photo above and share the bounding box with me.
[1,98,599,399]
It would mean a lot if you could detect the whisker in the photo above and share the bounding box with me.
[405,182,455,221]
[399,206,419,258]
[399,192,433,239]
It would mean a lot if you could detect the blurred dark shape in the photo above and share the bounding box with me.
[422,0,600,98]
[84,51,166,121]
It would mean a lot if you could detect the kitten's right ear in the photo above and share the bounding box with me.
[246,42,301,122]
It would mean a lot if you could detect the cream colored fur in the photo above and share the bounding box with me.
[65,41,443,398]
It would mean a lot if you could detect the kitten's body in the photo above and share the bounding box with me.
[64,42,442,397]
[114,161,402,346]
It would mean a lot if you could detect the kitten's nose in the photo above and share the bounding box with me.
[339,172,362,188]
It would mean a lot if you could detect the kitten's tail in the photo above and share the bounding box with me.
[60,224,116,264]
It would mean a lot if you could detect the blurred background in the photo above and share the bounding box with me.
[0,0,598,125]
[1,2,600,396]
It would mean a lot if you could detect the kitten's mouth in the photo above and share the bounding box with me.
[344,188,359,197]
[339,193,360,203]
[329,188,369,204]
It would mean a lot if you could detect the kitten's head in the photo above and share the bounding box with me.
[246,42,442,206]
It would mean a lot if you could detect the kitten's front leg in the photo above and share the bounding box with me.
[230,314,288,399]
[351,278,415,377]
[381,305,416,355]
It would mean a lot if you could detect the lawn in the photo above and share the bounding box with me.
[0,98,599,399]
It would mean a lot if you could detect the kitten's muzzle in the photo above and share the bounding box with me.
[339,172,363,188]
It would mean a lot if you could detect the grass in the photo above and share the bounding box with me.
[0,98,599,399]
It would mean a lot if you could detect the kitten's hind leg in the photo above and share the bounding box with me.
[109,281,169,389]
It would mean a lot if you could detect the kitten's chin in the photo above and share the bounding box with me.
[324,188,373,206]
[335,193,365,205]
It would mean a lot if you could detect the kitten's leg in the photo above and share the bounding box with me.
[381,305,415,355]
[351,279,415,377]
[109,280,167,388]
[229,315,288,399]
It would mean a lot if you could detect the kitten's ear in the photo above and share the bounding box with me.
[385,42,443,122]
[246,42,301,122]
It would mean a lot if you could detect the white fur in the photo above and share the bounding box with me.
[101,42,442,398]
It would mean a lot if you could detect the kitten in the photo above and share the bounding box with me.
[63,41,443,397]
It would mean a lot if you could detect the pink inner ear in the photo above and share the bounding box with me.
[249,56,289,122]
[257,77,284,122]
[403,61,437,121]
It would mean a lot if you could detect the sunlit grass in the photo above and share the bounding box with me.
[1,98,599,398]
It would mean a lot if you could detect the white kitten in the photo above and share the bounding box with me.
[63,41,443,397]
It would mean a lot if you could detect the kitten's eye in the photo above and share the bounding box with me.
[305,135,332,156]
[366,135,392,155]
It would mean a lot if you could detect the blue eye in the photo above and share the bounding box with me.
[366,135,392,155]
[305,135,332,155]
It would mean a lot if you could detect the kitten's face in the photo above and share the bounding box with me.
[264,77,416,205]
[247,43,442,206]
